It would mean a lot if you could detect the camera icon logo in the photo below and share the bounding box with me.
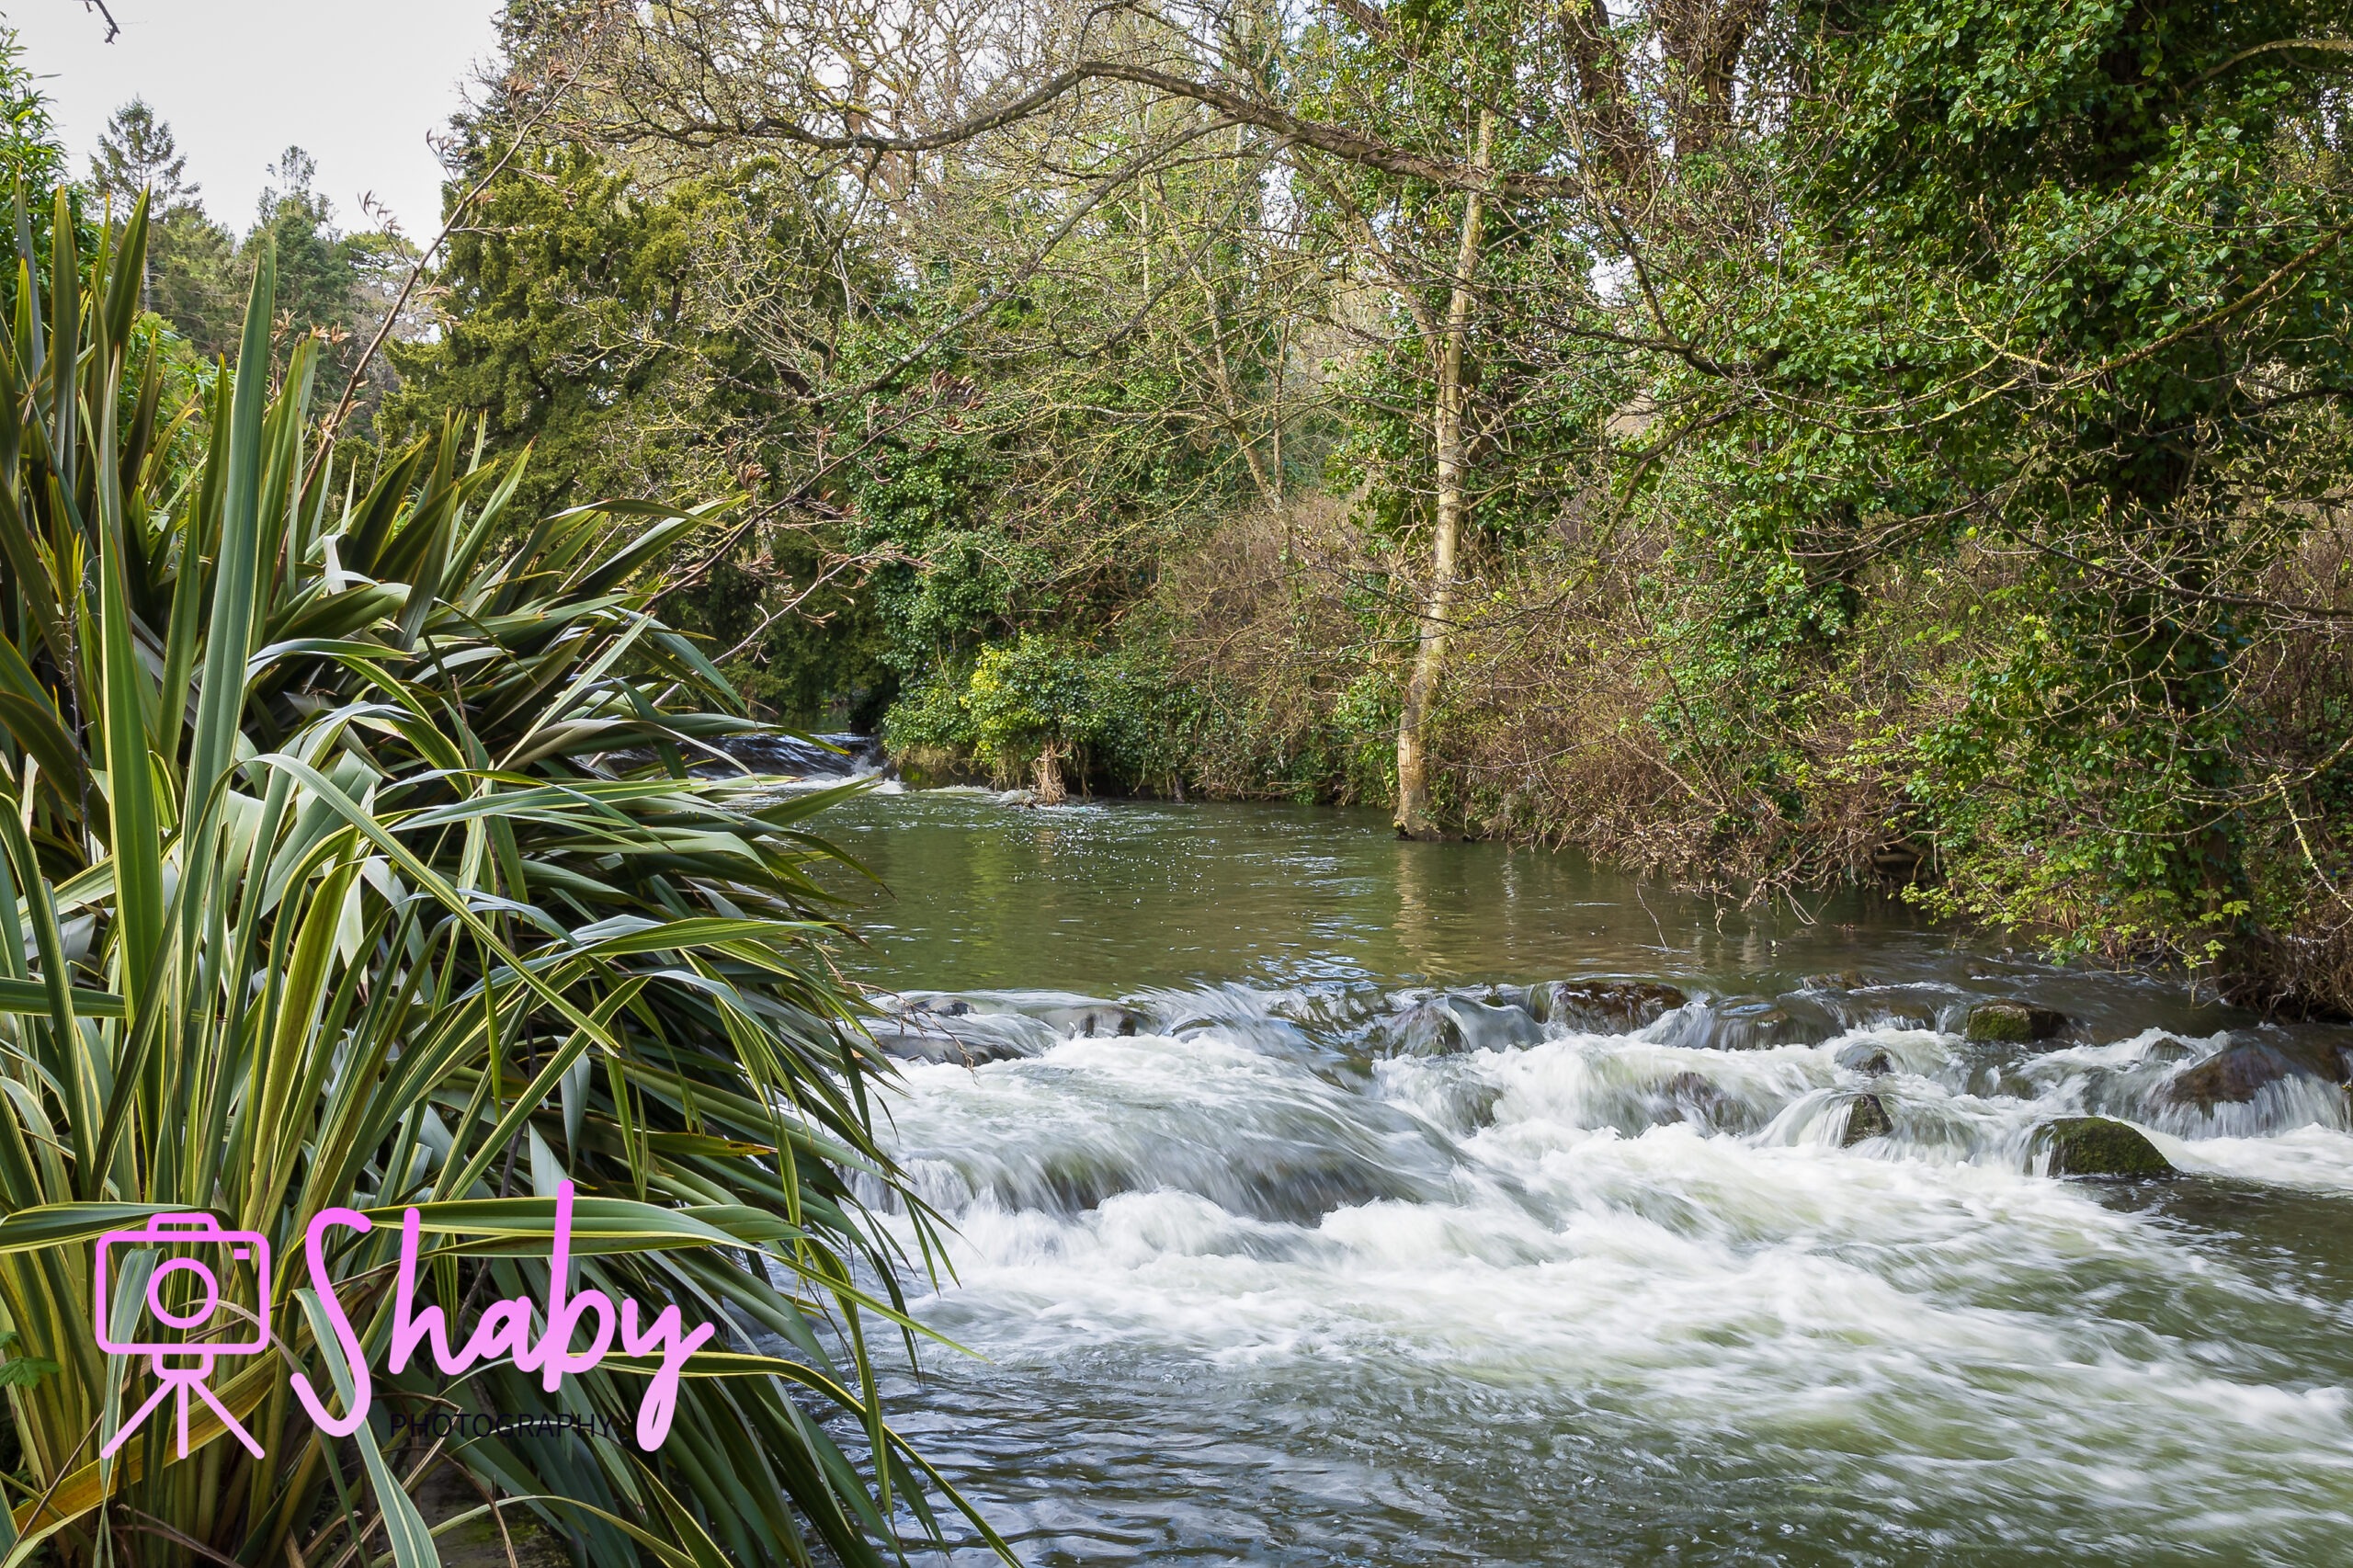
[94,1213,271,1458]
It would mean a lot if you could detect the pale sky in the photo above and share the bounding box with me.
[4,1,505,239]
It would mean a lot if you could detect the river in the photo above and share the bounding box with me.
[805,784,2353,1566]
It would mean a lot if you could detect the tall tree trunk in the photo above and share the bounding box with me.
[1394,109,1493,840]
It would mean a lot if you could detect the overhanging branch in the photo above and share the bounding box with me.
[619,60,1577,202]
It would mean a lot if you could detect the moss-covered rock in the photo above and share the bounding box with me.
[2041,1116,2174,1178]
[1965,1000,2070,1044]
[1841,1092,1894,1145]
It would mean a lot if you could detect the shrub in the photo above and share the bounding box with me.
[0,195,1001,1568]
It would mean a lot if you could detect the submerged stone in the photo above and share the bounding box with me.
[1841,1093,1894,1145]
[1373,994,1541,1056]
[1036,1004,1142,1039]
[2040,1116,2174,1177]
[867,1023,1032,1066]
[1837,1045,1893,1077]
[2273,1034,2353,1085]
[1528,980,1688,1034]
[1965,1000,2070,1044]
[1658,1070,1737,1129]
[2160,1041,2319,1110]
[1701,998,1836,1051]
[1372,999,1468,1056]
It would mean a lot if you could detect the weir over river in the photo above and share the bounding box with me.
[801,784,2353,1566]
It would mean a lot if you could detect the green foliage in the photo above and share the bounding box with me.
[882,635,1182,789]
[0,25,60,194]
[0,1333,56,1392]
[385,139,892,725]
[0,194,999,1568]
[145,201,240,356]
[387,142,819,512]
[1635,0,2353,971]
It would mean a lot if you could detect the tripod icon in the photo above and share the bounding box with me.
[95,1215,273,1460]
[105,1350,265,1459]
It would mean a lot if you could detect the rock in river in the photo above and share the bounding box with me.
[1837,1044,1893,1077]
[2040,1116,2175,1178]
[1035,1003,1142,1039]
[1371,994,1543,1056]
[1375,998,1467,1056]
[2160,1040,2327,1110]
[1841,1093,1894,1145]
[867,1020,1037,1066]
[1964,1000,2070,1044]
[1688,997,1837,1051]
[1528,980,1688,1034]
[1658,1071,1740,1130]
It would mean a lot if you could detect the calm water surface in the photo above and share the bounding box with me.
[803,787,2353,1567]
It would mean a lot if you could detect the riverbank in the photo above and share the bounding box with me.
[854,496,2353,1026]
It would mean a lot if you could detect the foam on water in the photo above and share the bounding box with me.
[870,987,2353,1564]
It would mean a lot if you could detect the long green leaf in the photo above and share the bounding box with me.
[185,241,276,834]
[297,1290,441,1568]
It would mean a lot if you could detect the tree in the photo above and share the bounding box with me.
[402,0,2353,1011]
[232,145,426,426]
[251,147,357,335]
[562,0,1776,826]
[88,98,208,317]
[0,21,62,193]
[87,97,195,210]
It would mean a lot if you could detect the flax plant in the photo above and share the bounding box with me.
[0,193,999,1568]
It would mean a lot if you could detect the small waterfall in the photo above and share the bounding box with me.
[860,975,2353,1565]
[870,980,2347,1167]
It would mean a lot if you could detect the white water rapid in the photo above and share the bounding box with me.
[869,986,2353,1566]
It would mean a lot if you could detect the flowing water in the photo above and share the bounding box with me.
[802,786,2353,1566]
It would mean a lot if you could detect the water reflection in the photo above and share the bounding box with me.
[815,790,2230,1038]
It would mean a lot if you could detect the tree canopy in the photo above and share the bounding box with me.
[372,0,2353,1011]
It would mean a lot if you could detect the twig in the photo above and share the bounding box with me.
[2188,37,2353,91]
[304,38,598,486]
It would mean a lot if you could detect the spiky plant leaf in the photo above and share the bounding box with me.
[0,192,1000,1568]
